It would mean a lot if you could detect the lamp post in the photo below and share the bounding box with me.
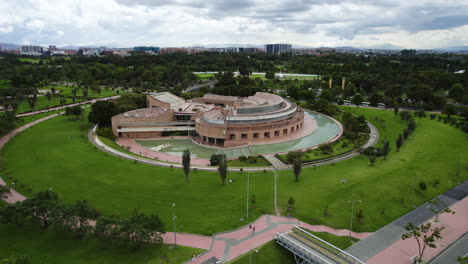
[247,171,254,219]
[348,200,362,237]
[249,248,259,264]
[172,203,177,248]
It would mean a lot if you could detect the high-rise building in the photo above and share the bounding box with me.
[133,46,160,54]
[19,45,43,55]
[265,44,292,54]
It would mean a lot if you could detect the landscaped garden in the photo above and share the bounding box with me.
[0,106,467,262]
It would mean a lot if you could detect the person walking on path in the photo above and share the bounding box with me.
[252,226,255,234]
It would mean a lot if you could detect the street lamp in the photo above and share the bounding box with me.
[172,203,177,248]
[348,200,362,237]
[247,171,254,219]
[249,248,259,264]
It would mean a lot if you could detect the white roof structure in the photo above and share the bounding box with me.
[150,92,185,106]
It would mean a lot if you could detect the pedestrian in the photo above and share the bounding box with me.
[253,226,255,233]
[249,225,252,229]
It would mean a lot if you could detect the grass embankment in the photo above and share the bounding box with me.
[0,114,275,235]
[0,223,202,264]
[1,108,467,236]
[277,107,467,232]
[228,231,354,264]
[228,241,295,264]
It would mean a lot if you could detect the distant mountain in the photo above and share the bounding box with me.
[0,43,19,50]
[434,46,468,51]
[362,44,404,50]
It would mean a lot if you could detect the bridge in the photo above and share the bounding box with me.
[276,226,365,264]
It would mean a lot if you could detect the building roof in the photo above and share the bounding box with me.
[199,94,239,102]
[149,92,184,105]
[114,107,166,118]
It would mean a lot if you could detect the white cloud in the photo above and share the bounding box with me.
[0,0,466,48]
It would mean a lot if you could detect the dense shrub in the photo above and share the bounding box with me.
[419,181,427,190]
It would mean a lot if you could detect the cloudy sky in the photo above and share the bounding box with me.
[0,0,467,49]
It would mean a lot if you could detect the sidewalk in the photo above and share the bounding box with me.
[366,196,468,264]
[346,181,468,263]
[185,215,371,264]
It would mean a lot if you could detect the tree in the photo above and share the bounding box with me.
[59,98,66,106]
[94,210,165,249]
[287,196,295,215]
[403,128,409,140]
[0,185,11,200]
[402,222,444,263]
[442,104,457,119]
[382,140,390,160]
[45,91,51,101]
[88,101,118,125]
[265,71,275,80]
[408,119,416,133]
[352,94,363,107]
[416,110,426,119]
[0,202,29,227]
[27,97,36,110]
[356,209,364,223]
[396,133,404,152]
[368,154,377,166]
[400,111,412,122]
[51,87,56,95]
[250,194,256,208]
[182,149,191,183]
[394,104,399,118]
[82,88,89,100]
[218,154,228,185]
[428,198,455,222]
[65,106,82,120]
[293,155,302,182]
[22,189,59,228]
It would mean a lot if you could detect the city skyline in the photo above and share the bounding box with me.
[0,0,467,49]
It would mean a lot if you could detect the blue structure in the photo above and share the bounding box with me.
[133,46,160,53]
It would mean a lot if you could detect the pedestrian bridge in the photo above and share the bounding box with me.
[276,226,364,264]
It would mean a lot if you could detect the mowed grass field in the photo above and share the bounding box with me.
[0,115,275,235]
[1,108,467,237]
[0,223,202,264]
[276,107,468,232]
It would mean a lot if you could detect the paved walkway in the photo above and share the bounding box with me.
[263,154,288,169]
[347,181,468,263]
[366,196,468,264]
[15,95,120,117]
[430,233,468,264]
[184,215,371,264]
[117,138,211,166]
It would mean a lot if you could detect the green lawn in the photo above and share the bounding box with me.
[228,241,295,264]
[1,108,467,238]
[16,96,86,114]
[340,106,407,146]
[194,73,215,80]
[0,223,202,264]
[227,230,357,264]
[0,115,275,235]
[48,85,125,99]
[308,231,358,250]
[277,110,468,232]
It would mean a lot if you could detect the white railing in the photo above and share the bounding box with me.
[293,226,365,264]
[276,233,331,264]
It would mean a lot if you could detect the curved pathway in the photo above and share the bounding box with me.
[88,119,378,172]
[0,112,373,263]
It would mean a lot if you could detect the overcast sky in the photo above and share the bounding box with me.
[0,0,467,49]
